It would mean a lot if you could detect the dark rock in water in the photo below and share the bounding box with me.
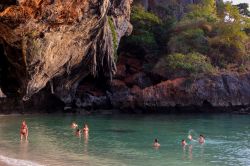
[0,0,133,104]
[74,70,250,113]
[136,73,250,108]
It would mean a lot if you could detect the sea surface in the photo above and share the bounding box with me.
[0,114,249,166]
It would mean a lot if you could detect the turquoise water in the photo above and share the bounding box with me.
[0,114,249,166]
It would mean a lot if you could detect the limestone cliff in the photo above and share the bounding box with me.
[0,0,133,103]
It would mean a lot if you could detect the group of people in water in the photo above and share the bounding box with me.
[153,134,205,148]
[71,121,89,137]
[19,120,89,142]
[20,120,205,149]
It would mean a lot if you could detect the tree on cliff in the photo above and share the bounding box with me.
[168,0,249,68]
[236,3,250,17]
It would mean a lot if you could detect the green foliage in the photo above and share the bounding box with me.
[165,52,214,75]
[108,17,118,60]
[209,22,248,64]
[121,5,165,56]
[131,6,162,26]
[168,28,208,54]
[184,0,217,23]
[168,0,250,68]
[128,31,157,46]
[208,2,249,65]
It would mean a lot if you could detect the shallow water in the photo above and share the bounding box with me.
[0,114,249,166]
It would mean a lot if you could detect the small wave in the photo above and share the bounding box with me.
[0,155,44,166]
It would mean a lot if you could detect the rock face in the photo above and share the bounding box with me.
[0,0,133,103]
[75,53,250,111]
[137,73,250,108]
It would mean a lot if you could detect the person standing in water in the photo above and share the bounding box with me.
[83,124,89,134]
[20,120,28,141]
[153,138,160,148]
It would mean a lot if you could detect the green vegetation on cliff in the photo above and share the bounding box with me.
[120,6,172,56]
[121,0,250,78]
[108,16,118,60]
[154,52,214,78]
[124,6,161,51]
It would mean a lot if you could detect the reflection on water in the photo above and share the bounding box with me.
[19,141,29,159]
[0,114,249,166]
[83,133,89,155]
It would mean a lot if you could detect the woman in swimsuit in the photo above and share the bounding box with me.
[20,120,28,141]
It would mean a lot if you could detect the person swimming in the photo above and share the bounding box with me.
[20,120,28,141]
[181,139,187,146]
[83,124,89,134]
[199,135,205,144]
[75,129,81,137]
[153,138,160,147]
[71,122,78,129]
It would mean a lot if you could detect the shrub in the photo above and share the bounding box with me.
[131,6,162,26]
[167,52,214,74]
[154,52,214,78]
[168,28,209,54]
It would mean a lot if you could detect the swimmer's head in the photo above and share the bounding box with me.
[200,134,205,138]
[154,138,158,143]
[22,120,26,125]
[76,129,80,132]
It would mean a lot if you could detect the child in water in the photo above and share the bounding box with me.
[199,135,205,144]
[75,129,81,137]
[71,122,78,129]
[82,124,89,134]
[20,120,28,141]
[153,138,160,147]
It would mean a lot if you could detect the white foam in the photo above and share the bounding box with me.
[0,155,44,166]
